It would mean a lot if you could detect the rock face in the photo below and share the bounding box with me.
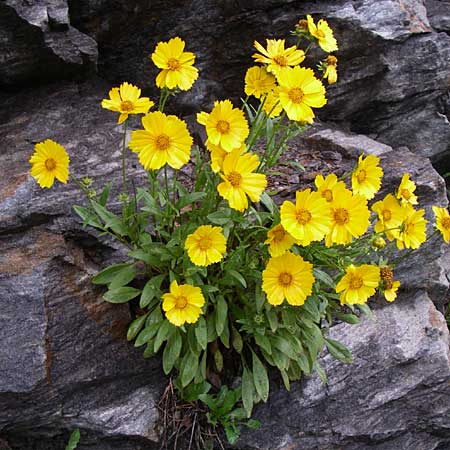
[1,1,450,449]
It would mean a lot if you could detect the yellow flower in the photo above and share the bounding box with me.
[307,15,338,53]
[252,39,305,76]
[324,55,338,84]
[280,189,331,245]
[397,173,418,205]
[151,37,199,91]
[185,225,227,266]
[277,66,327,123]
[129,111,193,170]
[162,280,205,327]
[262,252,315,306]
[325,187,370,246]
[351,154,383,200]
[198,100,249,152]
[379,266,400,302]
[336,264,380,306]
[206,141,246,173]
[29,139,70,188]
[432,205,450,243]
[101,82,154,124]
[265,224,299,257]
[372,194,405,240]
[314,173,346,202]
[396,205,427,249]
[217,150,267,212]
[262,88,283,118]
[244,66,277,98]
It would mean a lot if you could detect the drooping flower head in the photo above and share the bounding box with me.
[336,264,380,306]
[432,205,450,243]
[280,189,332,246]
[101,82,154,124]
[205,141,246,174]
[262,88,283,118]
[324,55,338,84]
[129,111,193,170]
[185,225,227,267]
[372,194,405,240]
[29,139,70,188]
[307,15,338,53]
[396,173,418,205]
[351,153,383,200]
[197,100,249,153]
[151,37,199,91]
[379,266,400,302]
[265,224,299,257]
[217,149,267,212]
[262,252,315,306]
[162,280,205,327]
[277,66,327,123]
[244,66,277,99]
[314,173,346,203]
[325,187,370,246]
[396,205,427,249]
[252,39,305,76]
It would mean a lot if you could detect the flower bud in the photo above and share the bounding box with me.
[372,236,387,249]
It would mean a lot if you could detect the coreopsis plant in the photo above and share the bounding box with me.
[28,18,448,444]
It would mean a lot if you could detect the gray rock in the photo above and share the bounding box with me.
[426,0,450,32]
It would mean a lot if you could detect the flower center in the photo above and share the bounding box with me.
[227,171,242,187]
[273,55,288,67]
[356,169,367,184]
[216,120,230,134]
[198,237,212,251]
[296,208,312,225]
[288,88,304,104]
[406,223,415,235]
[401,189,411,200]
[272,228,287,243]
[316,29,326,39]
[175,295,188,309]
[155,134,170,151]
[120,100,134,112]
[380,266,393,289]
[349,274,363,290]
[44,158,57,171]
[167,57,180,70]
[442,217,450,230]
[382,209,392,221]
[278,271,293,287]
[334,208,349,225]
[322,189,333,202]
[327,55,337,66]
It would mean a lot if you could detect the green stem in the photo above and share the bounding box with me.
[121,119,129,196]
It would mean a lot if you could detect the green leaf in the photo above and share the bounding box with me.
[140,275,165,308]
[227,269,247,288]
[260,192,275,214]
[241,367,254,418]
[266,308,278,332]
[162,330,182,375]
[214,348,223,372]
[137,188,164,217]
[98,182,112,206]
[181,351,199,387]
[313,268,336,289]
[337,313,360,324]
[254,333,272,355]
[246,419,261,430]
[103,286,141,303]
[65,429,80,450]
[215,296,228,336]
[135,325,159,347]
[207,210,232,225]
[91,201,128,236]
[315,362,327,384]
[127,313,149,341]
[73,205,103,229]
[325,337,353,363]
[183,380,211,402]
[154,320,172,353]
[357,303,373,319]
[224,424,239,444]
[92,263,132,285]
[195,316,208,351]
[280,369,290,391]
[231,326,243,353]
[108,265,138,290]
[176,192,206,209]
[252,352,269,402]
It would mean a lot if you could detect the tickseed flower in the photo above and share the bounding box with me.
[129,111,193,170]
[151,37,199,91]
[265,224,299,257]
[325,187,370,247]
[314,173,346,203]
[323,55,338,84]
[396,205,427,250]
[29,139,70,188]
[101,82,154,124]
[307,15,338,53]
[280,189,331,245]
[197,100,249,152]
[262,252,314,306]
[336,264,380,306]
[217,149,267,212]
[244,66,277,98]
[185,225,227,266]
[277,66,327,123]
[262,88,283,118]
[162,280,205,327]
[252,39,305,76]
[351,153,383,200]
[379,266,400,302]
[397,173,418,205]
[372,194,405,240]
[432,205,450,243]
[206,141,246,173]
